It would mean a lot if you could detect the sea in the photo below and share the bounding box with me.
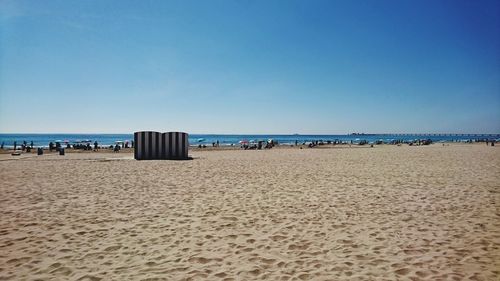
[0,133,499,148]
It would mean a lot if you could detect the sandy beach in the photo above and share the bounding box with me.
[0,144,499,280]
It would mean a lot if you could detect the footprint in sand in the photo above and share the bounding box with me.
[259,258,276,264]
[59,248,73,253]
[270,235,287,242]
[415,270,430,278]
[49,266,72,276]
[214,271,227,278]
[288,243,309,250]
[296,273,310,280]
[104,245,121,252]
[6,257,31,265]
[75,275,102,281]
[403,249,425,255]
[247,268,262,276]
[188,257,211,264]
[48,262,62,269]
[395,268,411,275]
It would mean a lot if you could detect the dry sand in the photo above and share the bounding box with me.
[0,144,499,280]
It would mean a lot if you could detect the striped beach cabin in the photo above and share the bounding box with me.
[134,131,189,160]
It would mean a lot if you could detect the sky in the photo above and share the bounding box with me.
[0,0,499,134]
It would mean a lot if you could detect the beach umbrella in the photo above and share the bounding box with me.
[239,140,249,144]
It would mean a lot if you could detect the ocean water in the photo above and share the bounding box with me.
[0,133,498,148]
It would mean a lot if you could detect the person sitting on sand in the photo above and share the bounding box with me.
[114,144,120,152]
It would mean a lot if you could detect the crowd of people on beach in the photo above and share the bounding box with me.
[0,139,136,153]
[241,140,276,150]
[295,138,497,147]
[1,141,35,152]
[0,137,497,154]
[195,139,278,150]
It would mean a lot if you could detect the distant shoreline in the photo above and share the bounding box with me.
[0,133,499,149]
[0,141,496,155]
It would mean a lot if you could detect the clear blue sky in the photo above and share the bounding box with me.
[1,0,499,134]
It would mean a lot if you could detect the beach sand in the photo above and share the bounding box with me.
[0,144,499,280]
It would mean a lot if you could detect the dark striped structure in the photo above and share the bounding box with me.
[161,132,189,160]
[134,131,189,160]
[134,131,162,160]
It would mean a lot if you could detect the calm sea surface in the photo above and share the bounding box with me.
[0,133,498,148]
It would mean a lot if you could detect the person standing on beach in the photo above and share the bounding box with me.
[1,142,4,149]
[30,141,34,148]
[13,141,17,151]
